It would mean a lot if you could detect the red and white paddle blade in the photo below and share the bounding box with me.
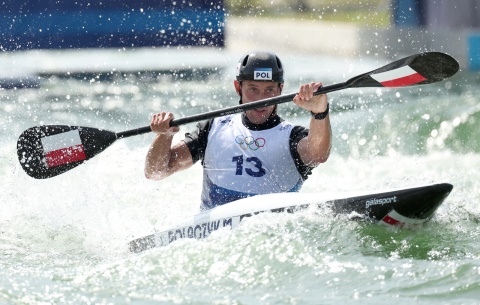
[17,125,117,179]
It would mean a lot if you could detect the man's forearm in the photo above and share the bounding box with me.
[145,133,175,180]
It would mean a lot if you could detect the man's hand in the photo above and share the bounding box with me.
[150,112,180,135]
[293,82,328,114]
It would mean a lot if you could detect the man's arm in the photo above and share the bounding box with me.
[144,112,194,180]
[293,82,332,167]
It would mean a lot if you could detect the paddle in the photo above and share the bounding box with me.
[17,51,459,179]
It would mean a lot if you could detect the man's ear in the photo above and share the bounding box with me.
[234,80,241,96]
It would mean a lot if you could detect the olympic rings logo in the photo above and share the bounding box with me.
[235,135,266,151]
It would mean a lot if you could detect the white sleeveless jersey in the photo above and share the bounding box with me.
[201,114,304,209]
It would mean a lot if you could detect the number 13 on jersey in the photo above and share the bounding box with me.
[232,155,266,177]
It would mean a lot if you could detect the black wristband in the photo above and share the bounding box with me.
[310,103,329,120]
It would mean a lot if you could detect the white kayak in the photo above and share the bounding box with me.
[129,183,453,253]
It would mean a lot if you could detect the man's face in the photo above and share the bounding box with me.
[235,80,283,124]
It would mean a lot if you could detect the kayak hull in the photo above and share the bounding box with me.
[129,183,453,253]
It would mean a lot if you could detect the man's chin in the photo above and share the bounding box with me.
[248,115,267,124]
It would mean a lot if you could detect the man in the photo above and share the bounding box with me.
[145,51,331,211]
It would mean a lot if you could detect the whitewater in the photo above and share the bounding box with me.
[1,45,480,304]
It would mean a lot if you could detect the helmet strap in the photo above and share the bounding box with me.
[235,80,243,104]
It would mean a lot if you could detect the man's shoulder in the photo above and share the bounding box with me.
[290,124,309,138]
[276,119,307,135]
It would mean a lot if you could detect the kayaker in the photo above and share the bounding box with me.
[145,50,331,211]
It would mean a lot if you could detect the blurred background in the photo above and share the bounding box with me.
[1,0,480,89]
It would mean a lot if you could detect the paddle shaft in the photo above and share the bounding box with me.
[16,52,460,179]
[115,82,346,139]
